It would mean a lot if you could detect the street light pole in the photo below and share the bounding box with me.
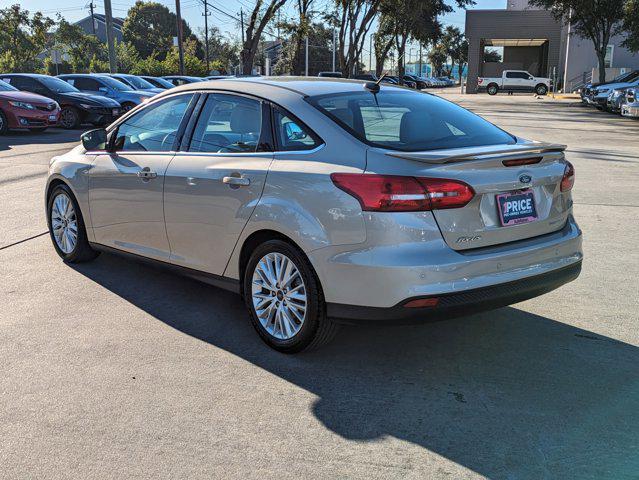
[305,35,309,76]
[203,0,210,73]
[175,0,185,75]
[332,28,336,72]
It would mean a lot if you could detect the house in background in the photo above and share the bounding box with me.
[465,0,639,93]
[74,14,125,44]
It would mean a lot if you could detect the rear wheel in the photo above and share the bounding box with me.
[47,184,99,263]
[243,240,338,353]
[535,84,548,96]
[487,84,499,95]
[60,107,80,129]
[0,109,8,134]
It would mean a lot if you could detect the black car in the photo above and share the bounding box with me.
[0,73,121,129]
[162,75,204,86]
[404,74,428,89]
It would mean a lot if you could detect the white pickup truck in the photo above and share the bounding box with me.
[477,70,551,96]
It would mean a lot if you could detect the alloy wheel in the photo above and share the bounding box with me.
[251,252,307,340]
[50,193,78,254]
[61,109,76,129]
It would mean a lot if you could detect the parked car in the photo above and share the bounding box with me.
[404,74,428,89]
[162,75,205,86]
[58,74,154,113]
[588,77,639,110]
[318,71,343,78]
[387,76,416,88]
[580,70,639,102]
[205,75,234,80]
[45,78,582,352]
[140,76,176,89]
[606,86,636,113]
[105,73,164,95]
[0,79,60,134]
[478,70,551,95]
[621,88,639,118]
[437,76,455,87]
[0,73,121,129]
[353,74,377,82]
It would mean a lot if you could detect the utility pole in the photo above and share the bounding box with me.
[104,0,117,73]
[203,0,210,73]
[89,2,96,36]
[563,8,572,92]
[369,33,373,74]
[332,28,336,72]
[175,0,185,75]
[305,36,309,76]
[240,8,245,43]
[418,42,422,77]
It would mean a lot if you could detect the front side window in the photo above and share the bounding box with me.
[273,108,319,151]
[307,90,515,152]
[112,94,194,152]
[38,76,78,93]
[189,94,263,153]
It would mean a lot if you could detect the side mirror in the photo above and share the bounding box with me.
[81,128,108,151]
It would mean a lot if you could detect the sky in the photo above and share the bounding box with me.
[6,0,506,69]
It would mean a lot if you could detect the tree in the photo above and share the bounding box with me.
[0,5,54,72]
[54,18,107,72]
[329,0,382,77]
[274,21,334,75]
[198,25,240,74]
[122,1,201,61]
[528,0,626,83]
[428,45,447,76]
[374,14,395,76]
[622,0,639,52]
[440,26,466,83]
[161,39,207,76]
[240,0,288,75]
[483,48,502,62]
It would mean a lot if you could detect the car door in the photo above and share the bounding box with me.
[89,92,196,260]
[163,93,274,275]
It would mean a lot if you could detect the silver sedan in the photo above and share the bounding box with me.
[45,77,583,352]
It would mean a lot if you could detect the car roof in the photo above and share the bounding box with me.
[168,76,407,97]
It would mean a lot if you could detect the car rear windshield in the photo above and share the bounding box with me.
[121,75,155,89]
[99,76,130,91]
[0,79,17,91]
[306,90,515,151]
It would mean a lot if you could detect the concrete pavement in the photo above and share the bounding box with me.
[1,98,638,479]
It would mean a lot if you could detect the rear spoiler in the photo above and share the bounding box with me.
[385,143,567,165]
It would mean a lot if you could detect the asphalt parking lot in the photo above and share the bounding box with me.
[1,94,638,479]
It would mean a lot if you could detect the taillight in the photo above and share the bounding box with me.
[560,161,575,192]
[330,173,474,212]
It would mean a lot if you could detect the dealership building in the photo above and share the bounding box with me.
[465,0,639,93]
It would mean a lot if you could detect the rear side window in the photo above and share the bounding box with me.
[272,107,320,151]
[113,94,194,152]
[189,94,263,153]
[307,90,515,151]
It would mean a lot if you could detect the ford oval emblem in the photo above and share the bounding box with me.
[519,174,532,184]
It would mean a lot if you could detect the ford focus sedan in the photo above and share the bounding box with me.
[45,77,582,352]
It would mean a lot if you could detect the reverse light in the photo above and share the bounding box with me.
[330,173,475,212]
[560,161,575,192]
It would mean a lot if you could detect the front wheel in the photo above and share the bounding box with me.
[535,84,548,96]
[487,84,499,95]
[0,109,8,134]
[243,240,338,353]
[60,107,80,129]
[47,184,99,263]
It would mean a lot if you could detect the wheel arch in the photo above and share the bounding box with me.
[535,83,548,92]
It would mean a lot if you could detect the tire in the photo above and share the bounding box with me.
[487,84,499,95]
[0,109,8,135]
[47,184,99,263]
[60,107,80,129]
[243,239,338,353]
[535,84,548,96]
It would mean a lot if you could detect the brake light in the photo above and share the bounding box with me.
[502,157,542,167]
[330,173,474,212]
[560,161,575,192]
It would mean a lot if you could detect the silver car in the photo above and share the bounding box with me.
[45,78,583,352]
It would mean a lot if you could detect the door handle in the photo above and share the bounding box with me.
[222,176,250,187]
[137,167,157,180]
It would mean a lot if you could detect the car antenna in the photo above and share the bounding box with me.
[364,72,387,94]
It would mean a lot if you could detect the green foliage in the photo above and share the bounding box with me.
[122,1,202,61]
[130,54,165,76]
[0,4,54,72]
[439,26,466,81]
[622,0,639,52]
[198,25,240,74]
[428,45,447,76]
[54,18,107,72]
[483,49,502,63]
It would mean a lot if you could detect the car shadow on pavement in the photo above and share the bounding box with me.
[73,252,639,479]
[0,128,83,152]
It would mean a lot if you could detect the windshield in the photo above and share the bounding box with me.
[98,76,130,91]
[39,76,79,93]
[307,90,515,152]
[0,79,17,91]
[120,75,155,89]
[146,76,174,88]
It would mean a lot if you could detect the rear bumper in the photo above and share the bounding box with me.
[328,260,581,323]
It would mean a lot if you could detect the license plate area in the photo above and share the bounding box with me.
[496,189,537,226]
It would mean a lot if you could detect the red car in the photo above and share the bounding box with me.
[0,79,60,134]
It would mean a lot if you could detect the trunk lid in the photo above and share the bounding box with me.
[366,141,572,251]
